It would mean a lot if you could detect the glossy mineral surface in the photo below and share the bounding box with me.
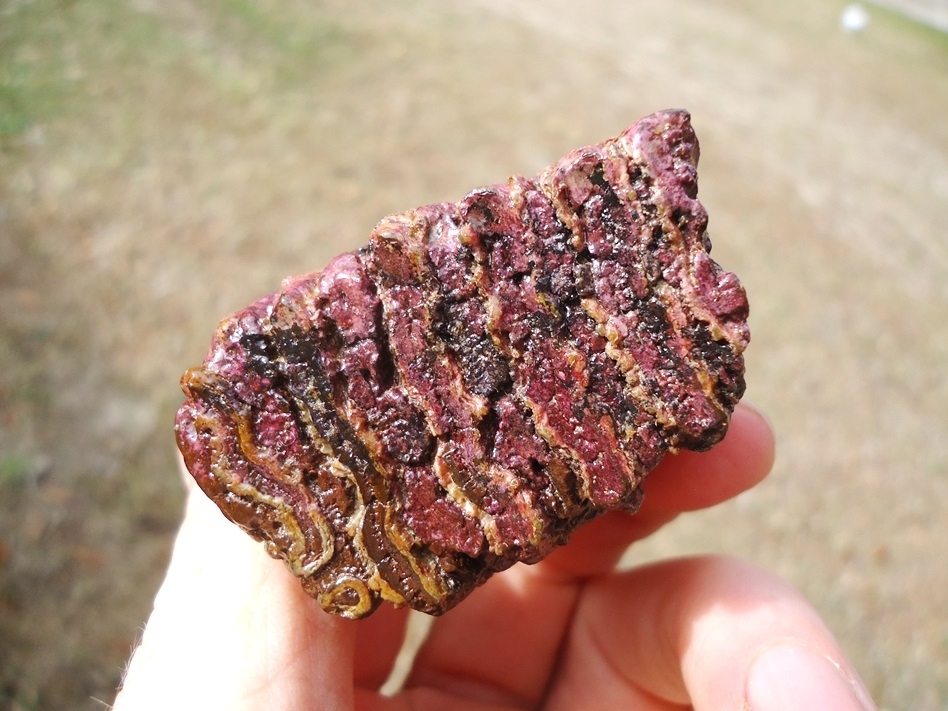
[175,109,749,618]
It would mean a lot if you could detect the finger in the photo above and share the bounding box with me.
[535,400,775,581]
[353,602,412,689]
[403,568,578,708]
[356,686,523,711]
[637,400,776,513]
[544,556,876,711]
[114,479,357,711]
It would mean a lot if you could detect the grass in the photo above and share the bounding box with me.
[0,0,354,145]
[221,0,348,58]
[851,2,948,86]
[0,5,73,139]
[0,455,36,486]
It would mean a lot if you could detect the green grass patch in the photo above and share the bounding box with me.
[204,0,357,91]
[0,455,38,486]
[0,3,76,139]
[222,0,348,57]
[850,1,948,73]
[0,0,357,144]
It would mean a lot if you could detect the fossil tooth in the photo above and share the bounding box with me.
[175,109,748,618]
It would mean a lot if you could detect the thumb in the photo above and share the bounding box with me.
[114,469,357,711]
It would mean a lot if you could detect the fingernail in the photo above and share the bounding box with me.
[745,645,876,711]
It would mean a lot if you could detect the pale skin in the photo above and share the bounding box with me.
[114,403,877,710]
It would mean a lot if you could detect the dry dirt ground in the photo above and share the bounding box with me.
[1,1,946,709]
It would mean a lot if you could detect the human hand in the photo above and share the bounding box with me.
[113,402,876,710]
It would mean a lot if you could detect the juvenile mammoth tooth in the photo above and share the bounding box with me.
[175,109,749,619]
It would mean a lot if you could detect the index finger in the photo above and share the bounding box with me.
[534,399,775,581]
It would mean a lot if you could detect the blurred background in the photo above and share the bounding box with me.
[1,0,946,708]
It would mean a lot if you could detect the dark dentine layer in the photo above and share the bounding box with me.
[175,110,749,618]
